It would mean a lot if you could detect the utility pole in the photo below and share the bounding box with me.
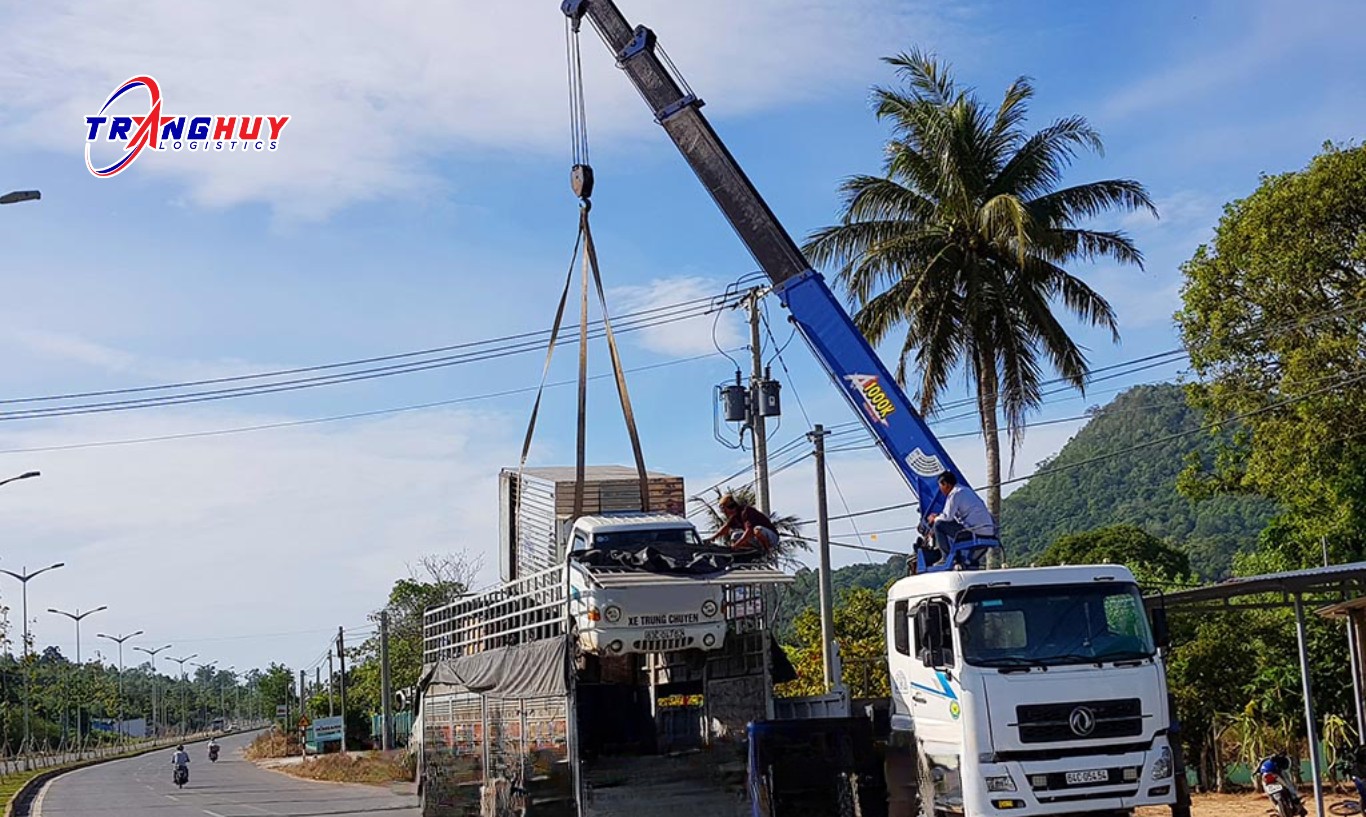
[299,669,307,758]
[747,289,771,514]
[336,627,349,754]
[809,425,838,690]
[327,651,335,716]
[380,610,393,751]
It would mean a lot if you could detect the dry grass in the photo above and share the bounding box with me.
[244,730,301,760]
[1137,789,1362,817]
[275,752,413,786]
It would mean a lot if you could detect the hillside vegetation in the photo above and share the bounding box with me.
[776,383,1274,636]
[998,382,1273,575]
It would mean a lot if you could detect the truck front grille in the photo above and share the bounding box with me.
[1014,698,1143,743]
[633,636,695,652]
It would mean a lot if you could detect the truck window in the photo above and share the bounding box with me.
[571,533,588,553]
[913,600,954,667]
[893,600,910,655]
[959,583,1155,667]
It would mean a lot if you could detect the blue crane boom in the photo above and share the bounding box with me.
[562,0,984,528]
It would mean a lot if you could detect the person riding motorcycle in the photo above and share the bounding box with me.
[208,737,220,762]
[171,744,191,785]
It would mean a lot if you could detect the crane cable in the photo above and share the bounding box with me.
[516,17,650,530]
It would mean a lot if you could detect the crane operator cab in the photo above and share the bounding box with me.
[911,471,1003,574]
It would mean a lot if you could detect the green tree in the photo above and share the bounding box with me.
[350,554,476,718]
[778,587,890,699]
[804,51,1155,519]
[1176,143,1366,568]
[1037,524,1191,582]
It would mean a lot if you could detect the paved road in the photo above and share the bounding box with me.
[35,731,420,817]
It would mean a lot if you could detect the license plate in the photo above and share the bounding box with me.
[644,629,685,641]
[1065,770,1110,785]
[1264,783,1284,794]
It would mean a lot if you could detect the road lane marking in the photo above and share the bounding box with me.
[204,810,227,817]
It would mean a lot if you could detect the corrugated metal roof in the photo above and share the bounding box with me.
[507,465,681,482]
[1145,561,1366,609]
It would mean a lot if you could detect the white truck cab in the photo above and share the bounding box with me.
[566,513,729,656]
[886,565,1177,816]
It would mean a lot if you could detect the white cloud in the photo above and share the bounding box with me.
[0,407,515,669]
[0,0,947,220]
[610,276,744,357]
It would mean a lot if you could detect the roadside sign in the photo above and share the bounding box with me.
[276,705,288,718]
[298,716,311,730]
[312,715,344,743]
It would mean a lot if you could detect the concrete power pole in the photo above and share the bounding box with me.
[747,290,771,514]
[327,651,335,717]
[299,669,307,759]
[809,424,837,691]
[380,610,393,751]
[336,627,349,754]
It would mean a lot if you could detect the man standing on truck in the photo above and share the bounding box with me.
[925,471,995,563]
[710,493,780,556]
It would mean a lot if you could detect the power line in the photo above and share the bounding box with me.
[0,351,724,456]
[0,298,743,422]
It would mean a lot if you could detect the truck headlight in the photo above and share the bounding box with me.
[604,605,622,623]
[1151,746,1173,780]
[701,599,718,617]
[984,775,1017,792]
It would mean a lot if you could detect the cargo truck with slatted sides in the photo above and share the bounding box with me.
[413,465,793,816]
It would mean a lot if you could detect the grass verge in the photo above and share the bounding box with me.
[271,752,413,787]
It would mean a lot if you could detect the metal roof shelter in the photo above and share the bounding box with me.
[1146,562,1366,817]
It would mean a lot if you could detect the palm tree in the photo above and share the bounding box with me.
[803,51,1155,519]
[692,485,807,568]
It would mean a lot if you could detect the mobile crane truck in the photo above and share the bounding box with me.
[561,2,1187,816]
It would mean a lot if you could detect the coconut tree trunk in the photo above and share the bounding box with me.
[975,348,1003,521]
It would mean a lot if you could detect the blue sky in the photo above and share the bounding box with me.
[0,0,1362,673]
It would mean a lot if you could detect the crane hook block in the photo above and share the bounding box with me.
[571,164,595,200]
[561,0,587,20]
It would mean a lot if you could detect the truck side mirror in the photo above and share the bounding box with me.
[1151,607,1170,649]
[917,606,944,667]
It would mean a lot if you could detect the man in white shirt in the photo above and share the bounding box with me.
[172,745,191,782]
[926,471,996,564]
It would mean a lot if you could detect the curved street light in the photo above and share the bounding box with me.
[0,190,41,205]
[0,561,64,750]
[169,654,198,736]
[47,606,108,752]
[96,630,144,739]
[134,644,172,737]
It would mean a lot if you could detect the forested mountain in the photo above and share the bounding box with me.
[998,382,1273,576]
[776,382,1274,636]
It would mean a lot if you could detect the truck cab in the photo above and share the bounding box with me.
[566,513,729,656]
[886,565,1177,816]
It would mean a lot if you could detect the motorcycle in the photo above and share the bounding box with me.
[208,744,220,763]
[1260,755,1309,817]
[173,764,189,789]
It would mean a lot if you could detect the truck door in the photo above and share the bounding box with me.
[909,599,965,810]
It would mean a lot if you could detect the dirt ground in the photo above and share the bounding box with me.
[1136,790,1361,817]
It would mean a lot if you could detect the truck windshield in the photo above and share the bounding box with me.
[589,528,703,549]
[959,583,1155,667]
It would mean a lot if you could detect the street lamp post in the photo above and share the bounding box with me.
[169,654,197,736]
[133,644,172,737]
[96,631,143,741]
[47,606,107,754]
[0,560,63,752]
[191,661,216,728]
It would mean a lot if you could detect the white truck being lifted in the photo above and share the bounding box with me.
[566,513,729,655]
[886,565,1176,816]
